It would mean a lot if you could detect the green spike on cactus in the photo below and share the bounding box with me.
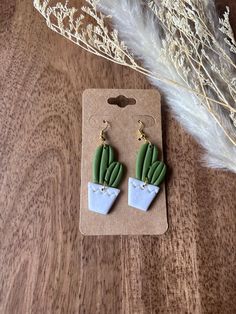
[149,161,166,186]
[93,144,123,188]
[105,161,123,188]
[136,143,166,186]
[136,143,158,181]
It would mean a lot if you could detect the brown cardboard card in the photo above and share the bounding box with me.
[80,89,168,235]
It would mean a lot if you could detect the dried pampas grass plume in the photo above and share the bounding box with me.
[33,0,236,173]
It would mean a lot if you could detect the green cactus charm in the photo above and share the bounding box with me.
[135,143,166,186]
[128,119,167,211]
[148,161,166,186]
[128,142,167,211]
[104,161,124,188]
[136,143,159,182]
[92,144,123,188]
[88,141,124,215]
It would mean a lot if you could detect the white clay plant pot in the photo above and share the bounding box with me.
[128,178,160,211]
[88,182,120,215]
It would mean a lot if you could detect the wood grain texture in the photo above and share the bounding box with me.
[0,1,235,313]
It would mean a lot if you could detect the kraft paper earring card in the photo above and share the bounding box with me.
[80,89,168,236]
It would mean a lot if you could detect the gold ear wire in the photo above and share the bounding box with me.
[137,120,150,143]
[99,120,110,145]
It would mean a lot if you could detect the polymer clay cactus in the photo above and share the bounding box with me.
[136,143,166,186]
[93,145,123,188]
[128,143,167,211]
[88,144,124,215]
[146,160,166,186]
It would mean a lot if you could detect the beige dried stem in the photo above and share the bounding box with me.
[33,0,236,171]
[147,0,236,144]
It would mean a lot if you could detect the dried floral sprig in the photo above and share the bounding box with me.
[33,0,236,172]
[147,0,236,144]
[34,0,140,70]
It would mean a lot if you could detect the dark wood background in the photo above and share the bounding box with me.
[0,1,236,313]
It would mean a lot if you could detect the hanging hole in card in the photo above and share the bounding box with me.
[107,95,136,107]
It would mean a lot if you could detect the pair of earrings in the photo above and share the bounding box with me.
[88,120,167,215]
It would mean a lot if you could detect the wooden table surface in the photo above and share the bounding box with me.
[0,1,236,313]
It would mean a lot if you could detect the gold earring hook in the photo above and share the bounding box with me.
[100,120,110,145]
[138,120,150,144]
[138,120,144,133]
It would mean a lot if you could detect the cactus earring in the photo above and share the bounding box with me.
[128,120,167,211]
[88,120,124,215]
